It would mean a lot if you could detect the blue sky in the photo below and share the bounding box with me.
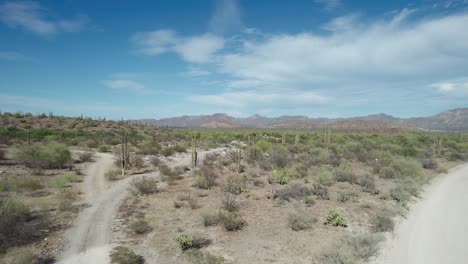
[0,0,467,119]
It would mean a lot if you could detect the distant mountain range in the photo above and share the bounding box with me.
[134,108,468,132]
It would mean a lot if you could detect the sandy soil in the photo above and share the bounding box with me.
[377,163,468,264]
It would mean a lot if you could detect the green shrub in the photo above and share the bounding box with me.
[288,211,316,231]
[270,168,292,185]
[359,174,378,195]
[202,213,219,227]
[12,143,71,172]
[268,145,289,168]
[175,233,211,251]
[390,157,424,182]
[325,209,348,227]
[315,171,335,186]
[379,166,396,179]
[0,197,36,252]
[217,210,246,231]
[221,193,240,212]
[105,169,122,181]
[194,166,217,190]
[275,183,311,202]
[98,145,109,153]
[223,175,247,195]
[129,176,159,195]
[110,246,145,264]
[334,167,357,185]
[312,184,329,200]
[49,173,82,189]
[337,191,356,203]
[320,232,383,264]
[185,249,225,264]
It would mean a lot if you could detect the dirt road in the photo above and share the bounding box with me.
[59,148,227,263]
[378,163,468,264]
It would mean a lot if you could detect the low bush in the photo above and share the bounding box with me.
[337,191,357,203]
[325,209,348,227]
[319,232,383,264]
[78,152,94,162]
[2,248,36,264]
[150,156,161,166]
[12,143,71,173]
[221,193,240,212]
[371,214,395,233]
[315,171,335,186]
[217,210,246,231]
[359,174,379,195]
[98,145,109,153]
[131,155,145,168]
[223,175,247,195]
[0,149,5,160]
[194,166,217,190]
[58,189,78,211]
[110,246,145,264]
[185,249,225,264]
[288,210,316,231]
[253,179,265,187]
[129,219,151,234]
[335,170,357,185]
[275,183,311,202]
[9,176,43,192]
[49,173,82,189]
[202,212,219,227]
[105,169,122,181]
[129,176,159,195]
[304,196,315,207]
[161,147,175,157]
[312,184,329,200]
[0,196,37,252]
[175,233,211,251]
[420,158,438,169]
[270,168,292,185]
[379,166,396,179]
[268,145,289,168]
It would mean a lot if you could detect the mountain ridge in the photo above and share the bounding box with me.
[134,108,468,131]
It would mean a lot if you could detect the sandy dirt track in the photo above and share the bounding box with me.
[58,148,226,263]
[378,163,468,264]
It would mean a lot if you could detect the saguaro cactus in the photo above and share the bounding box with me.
[191,136,198,168]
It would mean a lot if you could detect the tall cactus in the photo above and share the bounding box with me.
[234,147,242,173]
[295,133,299,146]
[191,136,198,168]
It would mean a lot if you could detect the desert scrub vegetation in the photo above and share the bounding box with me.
[0,196,50,253]
[274,183,312,203]
[325,209,348,227]
[129,176,159,195]
[319,232,384,264]
[175,233,211,251]
[194,165,218,189]
[185,249,225,264]
[78,151,94,162]
[288,209,317,231]
[371,213,395,233]
[217,210,246,231]
[110,246,145,264]
[12,142,71,173]
[129,219,152,235]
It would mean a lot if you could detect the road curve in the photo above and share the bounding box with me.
[378,163,468,264]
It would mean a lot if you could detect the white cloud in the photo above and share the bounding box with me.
[183,67,211,77]
[209,0,242,34]
[175,34,224,63]
[0,1,88,35]
[432,79,468,95]
[217,11,468,90]
[102,79,147,92]
[132,30,224,63]
[189,90,329,108]
[0,51,27,60]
